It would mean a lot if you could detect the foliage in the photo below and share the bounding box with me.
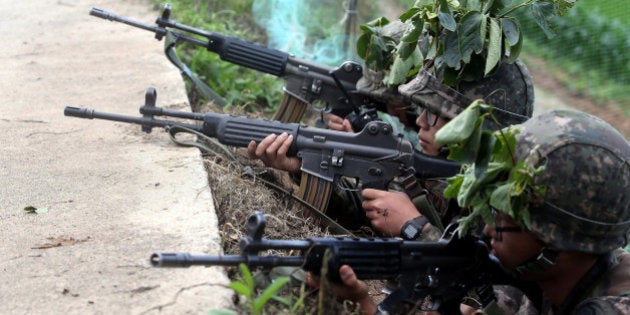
[356,0,576,88]
[150,0,284,114]
[516,2,630,107]
[224,263,296,315]
[435,101,546,235]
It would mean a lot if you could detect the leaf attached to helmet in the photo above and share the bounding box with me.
[356,0,577,88]
[435,100,547,236]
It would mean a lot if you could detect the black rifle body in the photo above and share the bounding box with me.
[90,5,375,125]
[64,88,460,189]
[151,211,520,313]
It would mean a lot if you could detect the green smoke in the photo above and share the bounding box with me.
[252,0,360,66]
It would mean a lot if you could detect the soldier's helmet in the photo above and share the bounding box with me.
[399,60,534,128]
[356,20,534,128]
[515,110,630,254]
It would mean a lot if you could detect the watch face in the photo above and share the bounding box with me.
[402,223,420,240]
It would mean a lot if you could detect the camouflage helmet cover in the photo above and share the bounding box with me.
[397,59,534,128]
[355,20,534,128]
[516,110,630,254]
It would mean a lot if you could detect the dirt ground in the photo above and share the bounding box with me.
[1,1,232,314]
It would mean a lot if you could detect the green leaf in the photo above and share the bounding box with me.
[554,0,576,16]
[486,0,511,15]
[485,17,502,76]
[384,46,421,86]
[458,118,484,164]
[228,282,252,298]
[438,0,456,31]
[458,11,486,64]
[401,25,422,43]
[24,206,48,214]
[238,263,255,292]
[489,182,513,214]
[506,26,523,63]
[252,277,290,312]
[500,17,520,46]
[398,41,414,60]
[457,170,479,207]
[474,130,497,177]
[400,7,421,22]
[530,1,558,38]
[481,0,495,14]
[441,66,460,86]
[442,29,461,69]
[461,0,482,11]
[492,127,518,163]
[435,100,482,144]
[444,175,464,198]
[356,33,369,59]
[24,206,37,213]
[438,11,456,32]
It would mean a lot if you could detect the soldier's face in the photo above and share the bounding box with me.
[483,212,544,271]
[415,111,449,156]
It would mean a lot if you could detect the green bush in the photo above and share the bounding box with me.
[516,3,630,109]
[150,0,284,115]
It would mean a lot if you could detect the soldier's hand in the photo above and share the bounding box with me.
[307,265,376,315]
[362,189,419,237]
[247,133,301,173]
[326,113,354,133]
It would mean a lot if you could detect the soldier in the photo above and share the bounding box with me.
[358,59,534,241]
[246,57,535,240]
[323,109,630,314]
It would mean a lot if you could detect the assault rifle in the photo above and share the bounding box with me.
[151,211,522,313]
[64,88,460,190]
[89,4,381,129]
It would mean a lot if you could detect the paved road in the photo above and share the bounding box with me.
[0,1,231,313]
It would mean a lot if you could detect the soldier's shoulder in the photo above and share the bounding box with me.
[575,296,630,315]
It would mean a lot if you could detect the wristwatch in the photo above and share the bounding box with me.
[400,216,430,240]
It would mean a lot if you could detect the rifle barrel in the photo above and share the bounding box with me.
[90,8,165,36]
[151,252,305,268]
[64,106,201,133]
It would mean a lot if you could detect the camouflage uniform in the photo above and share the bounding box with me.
[491,110,630,315]
[359,20,538,315]
[493,248,630,314]
[352,18,536,238]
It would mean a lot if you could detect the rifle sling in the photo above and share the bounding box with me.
[166,125,350,235]
[164,31,227,107]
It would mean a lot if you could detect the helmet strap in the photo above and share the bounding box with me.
[509,247,559,277]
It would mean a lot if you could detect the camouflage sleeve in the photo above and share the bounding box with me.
[574,296,630,315]
[418,224,442,241]
[492,285,539,315]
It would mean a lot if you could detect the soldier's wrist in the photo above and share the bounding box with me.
[400,216,429,240]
